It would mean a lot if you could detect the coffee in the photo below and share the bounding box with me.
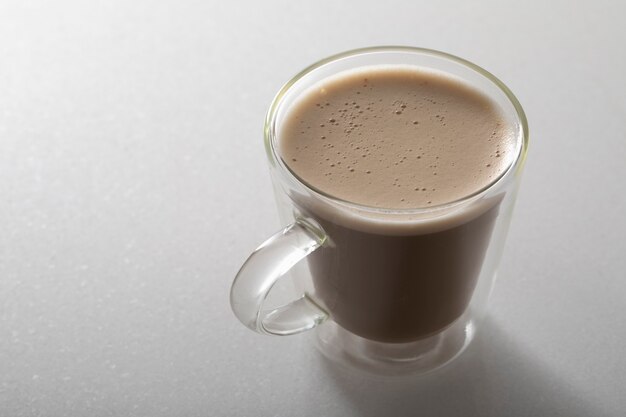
[277,67,516,343]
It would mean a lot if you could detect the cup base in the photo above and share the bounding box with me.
[314,309,475,376]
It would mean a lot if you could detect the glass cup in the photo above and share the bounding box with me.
[230,47,529,374]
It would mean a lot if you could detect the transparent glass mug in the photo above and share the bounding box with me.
[231,47,528,374]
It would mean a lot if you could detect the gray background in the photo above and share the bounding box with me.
[1,0,625,416]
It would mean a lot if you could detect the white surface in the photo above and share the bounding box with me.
[1,1,625,416]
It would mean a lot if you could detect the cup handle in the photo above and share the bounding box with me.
[230,218,329,335]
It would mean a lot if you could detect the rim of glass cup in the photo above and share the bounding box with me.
[264,46,529,214]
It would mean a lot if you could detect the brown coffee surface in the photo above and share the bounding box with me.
[277,67,517,343]
[279,67,516,208]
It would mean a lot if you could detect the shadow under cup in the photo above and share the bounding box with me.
[248,47,527,374]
